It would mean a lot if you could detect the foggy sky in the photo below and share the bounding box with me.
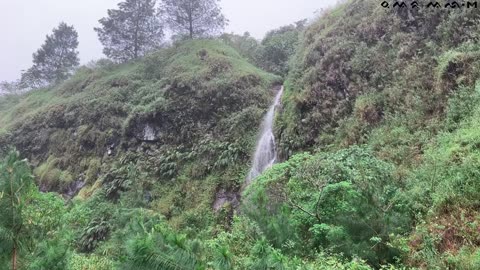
[0,0,337,82]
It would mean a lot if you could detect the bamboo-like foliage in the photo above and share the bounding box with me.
[0,150,35,270]
[122,223,205,270]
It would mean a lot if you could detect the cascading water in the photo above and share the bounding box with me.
[213,86,283,211]
[246,86,283,185]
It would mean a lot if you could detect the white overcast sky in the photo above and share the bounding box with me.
[0,0,337,82]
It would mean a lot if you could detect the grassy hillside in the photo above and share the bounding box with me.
[2,1,480,269]
[278,0,480,156]
[0,40,279,194]
[251,0,480,268]
[0,39,288,269]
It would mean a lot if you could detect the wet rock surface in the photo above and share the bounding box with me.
[65,180,86,198]
[131,120,163,142]
[213,188,240,212]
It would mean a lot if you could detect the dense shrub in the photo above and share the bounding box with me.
[244,147,411,265]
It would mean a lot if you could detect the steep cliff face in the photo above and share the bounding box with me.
[277,0,480,157]
[0,40,280,194]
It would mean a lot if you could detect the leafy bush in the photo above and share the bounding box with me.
[256,21,306,76]
[244,147,410,265]
[68,253,114,270]
[77,218,111,253]
[409,112,480,211]
[121,223,205,270]
[445,83,480,131]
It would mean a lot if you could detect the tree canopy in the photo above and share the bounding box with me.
[257,20,306,76]
[159,0,227,39]
[95,0,164,62]
[20,22,79,88]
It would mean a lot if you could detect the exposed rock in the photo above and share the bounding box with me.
[107,143,115,156]
[213,188,240,212]
[132,122,162,142]
[143,124,156,141]
[65,180,86,199]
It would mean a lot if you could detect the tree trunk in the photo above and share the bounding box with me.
[12,244,17,270]
[188,9,193,39]
[133,0,140,58]
[134,20,139,58]
[189,21,193,39]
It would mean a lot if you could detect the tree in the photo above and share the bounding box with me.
[95,0,164,62]
[257,20,306,76]
[20,22,80,88]
[0,150,35,270]
[244,147,410,265]
[159,0,227,39]
[220,32,261,64]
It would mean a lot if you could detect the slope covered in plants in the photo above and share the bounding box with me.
[0,39,286,269]
[2,0,480,269]
[0,39,279,194]
[245,0,480,268]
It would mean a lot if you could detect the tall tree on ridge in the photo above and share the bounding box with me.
[159,0,227,39]
[20,22,79,88]
[95,0,164,62]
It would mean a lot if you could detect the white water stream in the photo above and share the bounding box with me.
[245,86,283,185]
[213,86,283,211]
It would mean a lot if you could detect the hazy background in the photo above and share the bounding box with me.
[0,0,337,82]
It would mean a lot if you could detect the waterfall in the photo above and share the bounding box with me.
[246,86,283,185]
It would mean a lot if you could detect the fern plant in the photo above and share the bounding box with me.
[77,218,111,253]
[122,222,206,270]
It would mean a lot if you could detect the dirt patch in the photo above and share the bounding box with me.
[410,206,480,256]
[432,207,480,254]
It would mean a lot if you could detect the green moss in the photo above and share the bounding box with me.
[85,158,102,185]
[34,156,75,191]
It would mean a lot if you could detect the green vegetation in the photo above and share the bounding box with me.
[256,20,306,76]
[95,0,164,62]
[0,150,35,270]
[0,39,279,193]
[0,39,282,269]
[21,22,80,89]
[272,0,480,268]
[244,147,410,266]
[0,22,80,93]
[2,0,480,269]
[160,0,227,39]
[221,21,305,77]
